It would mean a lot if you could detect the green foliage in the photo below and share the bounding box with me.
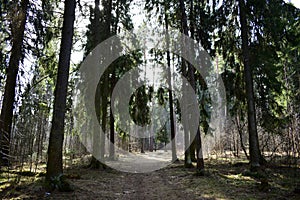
[215,0,300,136]
[129,85,152,126]
[155,123,170,145]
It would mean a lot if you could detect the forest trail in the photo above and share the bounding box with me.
[45,163,205,200]
[104,150,174,173]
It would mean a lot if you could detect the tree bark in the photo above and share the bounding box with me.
[192,0,205,172]
[164,1,177,162]
[109,0,120,159]
[179,0,193,168]
[109,73,115,160]
[90,0,113,168]
[88,0,102,168]
[236,113,249,159]
[0,0,29,167]
[238,0,261,171]
[46,0,76,181]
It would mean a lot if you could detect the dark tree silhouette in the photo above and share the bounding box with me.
[238,0,262,171]
[46,0,76,181]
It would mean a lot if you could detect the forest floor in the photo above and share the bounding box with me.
[1,154,300,200]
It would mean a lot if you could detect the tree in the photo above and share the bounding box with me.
[46,0,76,183]
[130,85,152,153]
[215,0,300,168]
[0,0,29,167]
[164,0,178,162]
[238,0,261,170]
[178,0,193,168]
[189,0,205,172]
[144,0,209,169]
[86,0,113,168]
[85,0,137,167]
[86,0,103,169]
[7,0,64,172]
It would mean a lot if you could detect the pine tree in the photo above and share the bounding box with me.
[46,0,76,185]
[0,0,29,167]
[238,0,261,170]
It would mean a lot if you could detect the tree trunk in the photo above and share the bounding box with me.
[238,0,261,171]
[236,113,249,159]
[191,0,205,172]
[46,0,76,181]
[140,136,145,153]
[109,0,120,159]
[164,1,177,162]
[179,0,193,169]
[109,91,115,160]
[89,117,101,168]
[0,0,29,167]
[109,107,115,160]
[88,0,102,168]
[195,129,204,171]
[189,0,197,164]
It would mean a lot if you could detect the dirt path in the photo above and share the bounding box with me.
[45,163,205,200]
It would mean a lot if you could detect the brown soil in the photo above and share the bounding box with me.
[54,164,203,200]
